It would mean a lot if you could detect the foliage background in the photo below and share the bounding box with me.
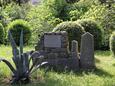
[0,0,114,50]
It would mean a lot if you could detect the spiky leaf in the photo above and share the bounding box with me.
[20,30,23,55]
[0,58,16,74]
[30,62,48,74]
[8,31,19,69]
[8,31,19,57]
[23,53,29,74]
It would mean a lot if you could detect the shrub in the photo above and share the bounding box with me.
[0,23,4,44]
[7,19,31,45]
[100,31,110,50]
[49,17,63,27]
[110,32,115,57]
[53,21,85,50]
[77,19,102,50]
[69,10,81,21]
[80,4,111,50]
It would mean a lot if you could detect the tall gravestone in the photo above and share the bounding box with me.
[80,32,95,69]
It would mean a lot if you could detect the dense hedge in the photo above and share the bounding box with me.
[0,23,4,44]
[7,19,31,45]
[110,32,115,57]
[53,21,85,50]
[77,19,102,50]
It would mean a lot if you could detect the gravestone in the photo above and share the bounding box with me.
[80,32,95,69]
[35,31,69,59]
[71,41,79,59]
[70,40,80,69]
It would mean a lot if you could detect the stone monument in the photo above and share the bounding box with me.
[80,32,95,69]
[35,32,95,71]
[35,31,69,59]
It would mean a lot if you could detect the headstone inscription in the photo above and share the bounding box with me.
[44,35,61,48]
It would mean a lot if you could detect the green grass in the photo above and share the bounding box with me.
[0,46,115,86]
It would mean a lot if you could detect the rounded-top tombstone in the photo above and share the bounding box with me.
[80,32,95,69]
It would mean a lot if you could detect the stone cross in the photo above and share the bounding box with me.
[80,32,95,69]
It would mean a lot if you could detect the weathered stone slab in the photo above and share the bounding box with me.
[44,35,61,48]
[80,32,95,69]
[36,31,69,59]
[70,40,80,69]
[35,31,69,51]
[71,40,79,53]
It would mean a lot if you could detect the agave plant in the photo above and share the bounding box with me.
[0,30,47,84]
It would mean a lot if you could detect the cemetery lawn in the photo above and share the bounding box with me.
[0,46,115,86]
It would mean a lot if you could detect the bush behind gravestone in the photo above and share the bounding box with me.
[0,23,4,44]
[77,19,102,50]
[7,19,31,45]
[53,21,85,50]
[110,31,115,57]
